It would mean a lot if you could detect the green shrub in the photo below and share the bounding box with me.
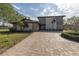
[61,32,79,42]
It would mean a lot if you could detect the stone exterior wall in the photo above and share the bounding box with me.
[33,23,39,31]
[38,16,64,31]
[11,22,39,31]
[38,17,46,30]
[23,23,39,31]
[38,17,46,24]
[56,16,63,30]
[45,17,57,30]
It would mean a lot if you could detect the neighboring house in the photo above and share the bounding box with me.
[10,16,65,31]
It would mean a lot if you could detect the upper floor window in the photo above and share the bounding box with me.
[52,19,56,24]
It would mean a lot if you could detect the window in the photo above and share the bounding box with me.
[52,19,56,24]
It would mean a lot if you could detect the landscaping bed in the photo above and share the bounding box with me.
[0,29,32,54]
[61,32,79,42]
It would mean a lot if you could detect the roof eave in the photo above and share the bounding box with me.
[38,15,65,18]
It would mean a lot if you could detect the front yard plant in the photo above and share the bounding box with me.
[61,31,79,42]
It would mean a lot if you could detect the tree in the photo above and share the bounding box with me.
[65,16,79,31]
[0,3,26,29]
[67,16,79,24]
[0,3,24,22]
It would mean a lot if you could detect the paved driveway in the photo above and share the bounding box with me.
[1,32,79,56]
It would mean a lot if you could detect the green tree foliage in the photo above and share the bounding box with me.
[0,3,24,22]
[67,16,79,24]
[65,16,79,31]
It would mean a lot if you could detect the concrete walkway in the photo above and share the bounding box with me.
[1,32,79,56]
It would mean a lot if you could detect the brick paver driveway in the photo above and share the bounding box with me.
[1,32,79,56]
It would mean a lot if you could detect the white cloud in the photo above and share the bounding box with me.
[12,5,20,10]
[49,0,79,5]
[41,8,55,16]
[39,4,63,16]
[38,3,79,18]
[30,8,39,11]
[47,0,79,18]
[58,3,79,18]
[12,3,79,19]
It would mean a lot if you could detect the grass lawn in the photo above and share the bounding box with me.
[0,29,32,54]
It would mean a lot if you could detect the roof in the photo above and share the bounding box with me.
[10,20,39,24]
[38,15,65,18]
[10,17,39,23]
[24,21,39,23]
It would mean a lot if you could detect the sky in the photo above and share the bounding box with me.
[11,2,79,19]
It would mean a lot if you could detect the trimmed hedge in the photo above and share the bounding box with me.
[61,32,79,42]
